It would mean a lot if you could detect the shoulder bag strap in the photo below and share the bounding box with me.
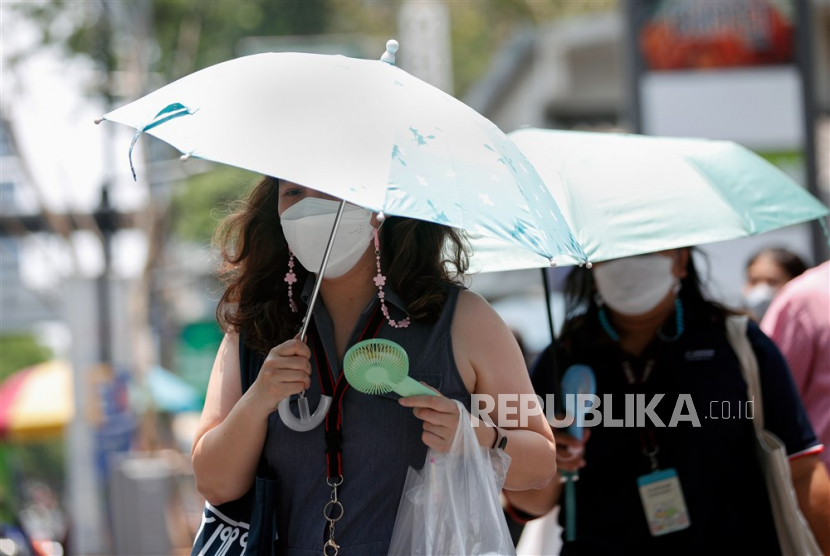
[724,315,765,434]
[238,331,263,394]
[237,331,274,477]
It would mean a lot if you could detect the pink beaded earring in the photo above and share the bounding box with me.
[373,228,410,329]
[285,249,298,313]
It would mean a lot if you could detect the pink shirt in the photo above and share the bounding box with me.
[762,261,830,470]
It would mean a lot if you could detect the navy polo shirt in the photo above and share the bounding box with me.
[530,306,819,556]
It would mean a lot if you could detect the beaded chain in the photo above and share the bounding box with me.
[598,298,685,343]
[656,299,684,342]
[284,231,412,329]
[373,228,410,329]
[597,304,620,342]
[285,250,299,313]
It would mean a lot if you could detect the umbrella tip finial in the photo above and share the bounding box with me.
[549,259,557,268]
[377,211,386,222]
[381,39,399,65]
[180,152,192,162]
[94,117,104,125]
[585,261,593,269]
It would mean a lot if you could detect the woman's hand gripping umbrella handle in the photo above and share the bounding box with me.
[278,199,348,432]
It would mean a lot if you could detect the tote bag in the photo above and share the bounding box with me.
[725,316,820,556]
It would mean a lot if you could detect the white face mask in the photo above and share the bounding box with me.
[280,198,374,279]
[743,284,776,319]
[593,254,678,316]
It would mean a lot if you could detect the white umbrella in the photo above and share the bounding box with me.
[102,42,586,268]
[100,42,587,431]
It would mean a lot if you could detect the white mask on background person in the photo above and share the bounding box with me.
[280,198,374,279]
[742,284,776,320]
[593,254,678,316]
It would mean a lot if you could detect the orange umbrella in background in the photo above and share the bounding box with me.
[0,361,73,442]
[0,361,204,442]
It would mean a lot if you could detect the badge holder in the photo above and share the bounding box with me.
[277,199,348,432]
[636,446,691,536]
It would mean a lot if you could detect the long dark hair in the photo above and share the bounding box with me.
[559,248,736,347]
[214,176,471,353]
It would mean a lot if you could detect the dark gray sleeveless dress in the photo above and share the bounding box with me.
[261,281,471,555]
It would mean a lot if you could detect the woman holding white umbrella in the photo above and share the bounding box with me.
[99,42,591,554]
[189,176,558,555]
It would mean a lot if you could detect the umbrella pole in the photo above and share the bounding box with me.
[298,199,348,342]
[277,199,347,432]
[540,267,562,401]
[540,267,555,343]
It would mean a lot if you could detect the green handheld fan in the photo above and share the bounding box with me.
[344,339,439,397]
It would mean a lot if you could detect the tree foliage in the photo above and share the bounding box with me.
[0,334,53,384]
[150,0,329,79]
[170,166,257,244]
[12,0,329,76]
[12,0,616,243]
[12,0,616,99]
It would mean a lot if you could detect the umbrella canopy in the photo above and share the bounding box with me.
[470,128,829,272]
[0,361,73,442]
[102,46,586,266]
[144,366,203,413]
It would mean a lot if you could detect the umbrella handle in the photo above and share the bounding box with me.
[280,198,347,432]
[562,470,578,541]
[277,395,333,432]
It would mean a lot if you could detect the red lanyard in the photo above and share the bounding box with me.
[304,304,386,555]
[307,303,384,479]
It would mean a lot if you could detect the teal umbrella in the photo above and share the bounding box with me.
[146,366,202,413]
[469,128,829,272]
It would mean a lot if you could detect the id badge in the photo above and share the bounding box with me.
[637,468,691,536]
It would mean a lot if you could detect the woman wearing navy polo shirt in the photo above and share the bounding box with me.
[506,248,830,555]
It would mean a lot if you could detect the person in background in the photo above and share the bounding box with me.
[506,249,830,555]
[762,260,830,474]
[743,247,807,320]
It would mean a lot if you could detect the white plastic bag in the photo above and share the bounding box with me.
[388,400,516,556]
[515,506,562,556]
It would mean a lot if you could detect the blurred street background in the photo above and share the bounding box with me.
[0,1,828,554]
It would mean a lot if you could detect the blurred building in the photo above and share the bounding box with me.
[467,1,830,133]
[465,12,627,133]
[466,1,830,306]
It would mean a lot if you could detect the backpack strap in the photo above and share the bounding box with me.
[238,330,275,481]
